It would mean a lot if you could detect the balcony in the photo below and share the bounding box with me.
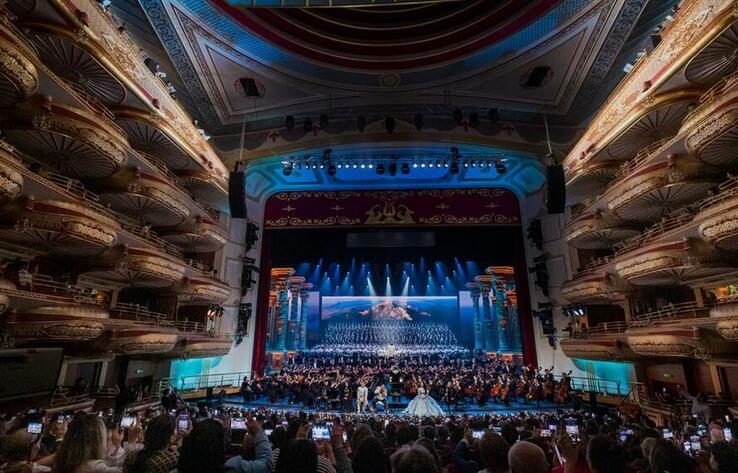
[25,22,126,105]
[0,141,24,203]
[710,298,738,340]
[560,273,630,304]
[176,170,229,211]
[606,157,716,221]
[92,168,191,226]
[0,274,101,309]
[685,74,738,166]
[3,304,108,342]
[563,0,737,173]
[159,216,229,253]
[0,198,119,255]
[614,239,735,286]
[170,277,231,305]
[0,10,38,107]
[565,162,620,205]
[696,177,738,249]
[105,327,179,355]
[113,107,197,171]
[170,334,233,359]
[565,211,639,249]
[560,336,634,361]
[626,326,735,358]
[1,97,128,178]
[82,246,187,288]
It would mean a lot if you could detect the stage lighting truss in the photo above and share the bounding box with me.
[282,150,508,177]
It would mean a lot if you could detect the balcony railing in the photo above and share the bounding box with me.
[697,175,738,210]
[159,371,252,393]
[613,213,694,256]
[631,300,710,325]
[5,273,102,305]
[109,302,167,322]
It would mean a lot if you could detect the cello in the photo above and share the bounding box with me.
[499,377,511,404]
[526,379,539,402]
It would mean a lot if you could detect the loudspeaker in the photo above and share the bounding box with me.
[546,164,566,214]
[229,171,247,218]
[239,78,261,97]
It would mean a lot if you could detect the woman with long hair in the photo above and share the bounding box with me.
[175,419,224,473]
[53,414,121,473]
[123,415,177,473]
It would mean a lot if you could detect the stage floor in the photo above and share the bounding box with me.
[221,394,563,416]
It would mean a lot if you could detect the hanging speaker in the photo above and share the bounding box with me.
[546,164,566,214]
[229,171,247,218]
[239,78,262,98]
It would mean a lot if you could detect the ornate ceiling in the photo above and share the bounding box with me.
[125,0,674,161]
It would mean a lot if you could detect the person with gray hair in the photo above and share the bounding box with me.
[391,444,439,473]
[508,441,548,473]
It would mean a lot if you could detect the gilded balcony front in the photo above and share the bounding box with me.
[106,328,179,355]
[560,337,634,361]
[565,211,639,249]
[92,168,191,226]
[169,277,231,305]
[0,198,119,255]
[170,335,233,359]
[1,97,128,178]
[81,246,187,288]
[159,216,229,253]
[685,74,738,166]
[0,141,24,204]
[0,11,38,107]
[2,305,109,342]
[561,273,630,304]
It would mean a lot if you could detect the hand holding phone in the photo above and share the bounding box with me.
[27,422,43,434]
[176,414,190,434]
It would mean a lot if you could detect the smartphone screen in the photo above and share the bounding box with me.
[725,428,732,442]
[565,418,579,442]
[120,416,135,428]
[342,432,348,442]
[177,414,189,433]
[690,435,701,452]
[472,430,484,439]
[683,441,691,454]
[492,426,502,434]
[662,429,673,440]
[548,424,557,432]
[541,429,551,438]
[231,418,247,430]
[311,424,330,440]
[264,429,273,436]
[27,422,43,434]
[57,417,65,424]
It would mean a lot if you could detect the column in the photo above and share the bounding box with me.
[287,285,300,350]
[299,284,312,349]
[480,283,497,352]
[495,279,510,352]
[467,283,482,351]
[276,284,289,352]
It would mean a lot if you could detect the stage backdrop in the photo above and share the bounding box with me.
[264,188,520,228]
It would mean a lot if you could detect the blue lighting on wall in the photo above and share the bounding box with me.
[294,259,482,297]
[571,359,636,394]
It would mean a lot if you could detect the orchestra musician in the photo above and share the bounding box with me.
[374,383,388,412]
[357,381,369,413]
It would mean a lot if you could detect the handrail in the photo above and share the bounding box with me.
[160,371,252,392]
[683,70,738,125]
[10,273,101,305]
[572,255,614,277]
[697,175,738,210]
[135,151,182,186]
[614,137,671,180]
[109,302,167,321]
[614,213,694,256]
[632,300,710,324]
[185,259,215,276]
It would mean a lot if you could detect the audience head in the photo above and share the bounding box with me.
[479,432,510,473]
[53,413,108,473]
[177,418,224,473]
[508,441,548,473]
[649,439,692,473]
[0,429,34,465]
[391,444,439,473]
[709,441,738,473]
[276,438,318,473]
[351,436,391,473]
[350,423,375,452]
[587,434,626,473]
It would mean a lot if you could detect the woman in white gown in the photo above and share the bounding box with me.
[403,382,445,416]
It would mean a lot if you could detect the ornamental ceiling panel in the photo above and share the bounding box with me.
[136,0,655,136]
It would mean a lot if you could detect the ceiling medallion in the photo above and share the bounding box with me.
[379,74,401,88]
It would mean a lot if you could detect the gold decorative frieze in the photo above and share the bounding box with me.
[560,338,632,361]
[697,195,738,249]
[0,162,23,202]
[172,336,232,358]
[3,306,110,341]
[627,334,697,356]
[561,273,629,303]
[0,16,39,106]
[108,330,178,354]
[615,253,681,280]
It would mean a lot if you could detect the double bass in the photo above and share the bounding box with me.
[542,366,555,400]
[490,378,503,399]
[515,375,528,398]
[499,377,511,403]
[555,370,572,404]
[526,379,540,402]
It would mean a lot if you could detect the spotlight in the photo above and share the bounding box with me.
[368,163,373,169]
[414,113,424,131]
[352,163,358,169]
[413,163,419,168]
[452,108,463,125]
[428,162,434,168]
[496,160,507,174]
[285,115,295,130]
[303,118,313,132]
[463,162,469,168]
[357,116,366,132]
[376,164,385,175]
[337,163,343,169]
[450,162,459,174]
[385,116,395,134]
[421,162,426,168]
[282,163,293,176]
[360,163,366,169]
[401,163,410,174]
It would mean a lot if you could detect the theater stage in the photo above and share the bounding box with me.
[220,394,565,416]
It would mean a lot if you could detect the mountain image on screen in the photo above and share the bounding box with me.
[321,296,457,322]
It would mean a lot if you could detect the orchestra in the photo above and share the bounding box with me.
[239,353,575,412]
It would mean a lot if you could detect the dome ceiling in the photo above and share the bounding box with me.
[213,0,558,70]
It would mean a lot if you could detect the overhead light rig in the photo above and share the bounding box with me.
[281,147,508,176]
